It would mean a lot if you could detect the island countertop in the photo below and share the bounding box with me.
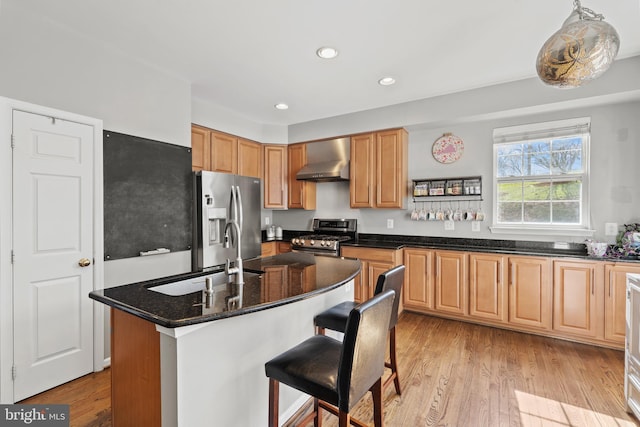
[89,252,361,328]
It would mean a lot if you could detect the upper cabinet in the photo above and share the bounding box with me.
[350,128,408,209]
[191,125,211,172]
[190,124,261,178]
[237,138,262,178]
[288,143,316,210]
[263,144,287,209]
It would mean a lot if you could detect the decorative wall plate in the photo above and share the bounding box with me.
[432,133,464,164]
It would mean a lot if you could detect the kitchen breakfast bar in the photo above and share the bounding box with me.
[89,252,361,427]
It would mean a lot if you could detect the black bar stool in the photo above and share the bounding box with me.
[314,265,405,396]
[265,289,396,427]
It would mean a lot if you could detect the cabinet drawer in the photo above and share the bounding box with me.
[341,246,397,263]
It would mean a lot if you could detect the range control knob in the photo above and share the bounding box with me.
[309,239,315,246]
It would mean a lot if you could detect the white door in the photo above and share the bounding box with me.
[12,110,94,401]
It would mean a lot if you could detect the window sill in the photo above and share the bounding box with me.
[489,225,595,237]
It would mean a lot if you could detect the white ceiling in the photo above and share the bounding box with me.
[26,0,640,126]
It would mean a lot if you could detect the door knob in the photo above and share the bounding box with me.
[78,258,91,267]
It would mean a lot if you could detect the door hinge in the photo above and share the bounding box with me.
[629,289,632,300]
[11,365,17,380]
[10,250,15,264]
[10,134,15,149]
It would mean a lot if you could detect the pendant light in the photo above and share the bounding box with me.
[536,0,619,88]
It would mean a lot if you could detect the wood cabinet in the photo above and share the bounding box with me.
[191,125,211,171]
[508,256,551,330]
[350,128,408,209]
[210,130,237,174]
[469,253,508,323]
[553,260,602,338]
[111,308,161,427]
[341,246,403,303]
[261,266,287,302]
[261,241,291,257]
[606,263,640,344]
[435,250,468,315]
[261,242,276,257]
[403,248,435,310]
[263,144,287,208]
[237,138,262,178]
[190,124,261,177]
[287,144,316,209]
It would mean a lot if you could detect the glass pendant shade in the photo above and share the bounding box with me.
[536,9,620,88]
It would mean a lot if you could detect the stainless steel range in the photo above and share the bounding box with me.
[291,218,357,256]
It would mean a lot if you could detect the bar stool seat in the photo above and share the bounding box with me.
[314,265,405,396]
[265,290,396,427]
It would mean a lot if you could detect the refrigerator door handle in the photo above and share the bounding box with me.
[236,185,243,233]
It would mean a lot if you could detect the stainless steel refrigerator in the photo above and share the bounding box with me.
[193,171,261,270]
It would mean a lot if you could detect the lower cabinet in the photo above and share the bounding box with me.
[606,263,640,345]
[403,247,636,349]
[508,255,552,330]
[553,260,602,339]
[469,253,508,323]
[340,246,403,303]
[403,248,435,310]
[435,250,468,315]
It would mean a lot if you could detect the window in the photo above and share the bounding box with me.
[492,117,592,236]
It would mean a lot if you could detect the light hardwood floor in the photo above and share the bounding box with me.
[19,312,640,426]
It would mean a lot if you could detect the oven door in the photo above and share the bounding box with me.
[291,246,340,257]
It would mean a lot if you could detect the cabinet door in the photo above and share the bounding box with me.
[368,261,394,300]
[508,256,551,330]
[261,242,276,257]
[210,130,238,174]
[469,253,508,323]
[375,129,407,209]
[435,251,467,315]
[553,260,601,338]
[191,125,211,171]
[276,242,292,254]
[349,133,375,208]
[261,266,287,302]
[287,144,316,209]
[403,248,434,310]
[606,264,640,344]
[263,144,287,209]
[238,138,262,178]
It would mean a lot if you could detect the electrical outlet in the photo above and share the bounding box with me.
[387,219,394,229]
[265,217,270,225]
[605,222,618,236]
[472,221,480,232]
[444,220,455,231]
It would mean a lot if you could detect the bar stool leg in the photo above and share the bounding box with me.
[389,327,401,395]
[338,410,350,427]
[314,397,322,427]
[372,378,384,427]
[268,378,279,427]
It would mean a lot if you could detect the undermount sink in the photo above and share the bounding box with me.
[148,271,230,296]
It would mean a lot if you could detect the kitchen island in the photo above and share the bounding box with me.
[89,252,360,427]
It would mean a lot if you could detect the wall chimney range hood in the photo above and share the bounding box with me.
[296,137,350,182]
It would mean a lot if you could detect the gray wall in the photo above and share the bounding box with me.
[272,100,640,244]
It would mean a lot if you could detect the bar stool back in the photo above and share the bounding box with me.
[265,289,396,427]
[314,265,405,395]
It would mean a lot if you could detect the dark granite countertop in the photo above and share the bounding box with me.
[89,252,361,328]
[343,233,640,262]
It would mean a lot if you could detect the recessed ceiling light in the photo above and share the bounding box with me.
[274,103,289,110]
[316,46,339,59]
[378,77,396,86]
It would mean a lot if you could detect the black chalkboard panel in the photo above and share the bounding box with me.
[103,130,192,261]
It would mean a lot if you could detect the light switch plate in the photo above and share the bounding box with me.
[472,221,480,232]
[387,219,394,229]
